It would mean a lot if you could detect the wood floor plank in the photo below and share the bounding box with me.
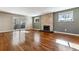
[0,30,79,51]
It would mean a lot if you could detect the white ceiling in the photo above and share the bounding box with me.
[0,7,75,16]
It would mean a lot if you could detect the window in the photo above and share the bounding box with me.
[58,11,73,22]
[34,17,40,23]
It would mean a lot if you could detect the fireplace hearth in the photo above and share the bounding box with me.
[43,25,50,32]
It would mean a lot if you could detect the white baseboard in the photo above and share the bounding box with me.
[33,28,40,30]
[54,31,79,36]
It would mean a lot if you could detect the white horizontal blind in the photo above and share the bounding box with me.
[58,11,73,22]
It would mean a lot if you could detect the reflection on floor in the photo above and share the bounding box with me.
[56,39,79,50]
[0,30,79,51]
[12,30,26,45]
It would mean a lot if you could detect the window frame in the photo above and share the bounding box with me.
[58,11,73,22]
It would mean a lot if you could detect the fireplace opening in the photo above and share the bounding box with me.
[43,25,50,32]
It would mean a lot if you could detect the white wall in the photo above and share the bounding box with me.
[0,12,13,32]
[25,16,32,30]
[0,12,29,32]
[0,11,32,32]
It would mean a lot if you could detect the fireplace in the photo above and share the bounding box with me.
[43,25,50,32]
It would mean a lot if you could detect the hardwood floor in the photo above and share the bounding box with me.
[0,30,79,51]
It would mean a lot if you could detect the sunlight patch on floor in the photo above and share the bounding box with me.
[56,38,79,50]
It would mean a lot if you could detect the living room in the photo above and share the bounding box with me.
[0,7,79,51]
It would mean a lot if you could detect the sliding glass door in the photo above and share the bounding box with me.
[13,17,25,30]
[12,17,26,45]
